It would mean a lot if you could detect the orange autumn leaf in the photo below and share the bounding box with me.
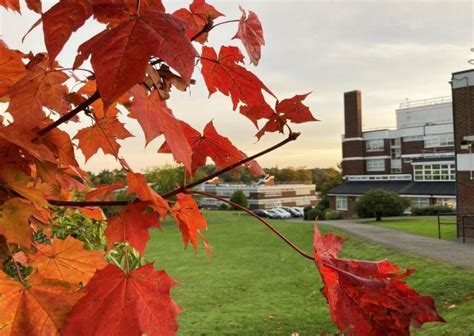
[0,198,34,247]
[126,172,170,218]
[0,40,26,99]
[63,263,181,336]
[172,193,209,253]
[233,7,265,65]
[74,116,133,161]
[0,0,20,12]
[30,236,106,286]
[105,202,160,253]
[0,272,83,336]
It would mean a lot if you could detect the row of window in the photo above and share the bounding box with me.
[413,163,455,181]
[335,196,456,211]
[365,133,454,152]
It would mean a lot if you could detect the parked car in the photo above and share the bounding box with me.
[280,206,301,217]
[265,209,284,219]
[272,208,291,219]
[252,209,270,218]
[293,207,305,217]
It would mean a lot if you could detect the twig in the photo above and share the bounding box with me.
[35,91,100,139]
[190,190,313,261]
[47,132,300,207]
[6,244,26,286]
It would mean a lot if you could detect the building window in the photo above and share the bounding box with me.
[390,138,401,147]
[436,198,456,209]
[403,135,424,142]
[411,197,430,208]
[336,196,348,211]
[367,159,385,172]
[366,139,384,152]
[390,147,401,159]
[391,168,402,173]
[424,133,454,148]
[413,163,455,181]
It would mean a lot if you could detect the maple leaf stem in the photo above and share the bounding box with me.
[5,243,26,285]
[190,190,313,261]
[35,91,101,139]
[47,132,300,207]
[211,19,241,30]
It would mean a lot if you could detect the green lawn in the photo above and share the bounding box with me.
[147,211,474,335]
[363,216,458,240]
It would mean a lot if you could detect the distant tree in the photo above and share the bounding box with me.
[264,166,312,183]
[145,165,206,195]
[229,190,248,209]
[353,189,410,221]
[314,168,343,198]
[90,169,126,186]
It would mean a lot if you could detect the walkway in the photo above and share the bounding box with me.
[317,219,474,269]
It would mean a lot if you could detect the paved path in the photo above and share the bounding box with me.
[308,219,474,269]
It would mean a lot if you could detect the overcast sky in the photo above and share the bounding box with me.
[1,0,472,172]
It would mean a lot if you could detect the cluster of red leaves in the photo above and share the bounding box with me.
[313,225,445,335]
[0,0,443,335]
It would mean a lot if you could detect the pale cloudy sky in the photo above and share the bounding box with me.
[0,0,472,172]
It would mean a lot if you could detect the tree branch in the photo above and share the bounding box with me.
[47,132,301,207]
[35,91,101,139]
[190,190,313,261]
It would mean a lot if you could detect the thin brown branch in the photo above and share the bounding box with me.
[35,91,100,139]
[190,190,313,261]
[47,132,301,207]
[6,244,26,286]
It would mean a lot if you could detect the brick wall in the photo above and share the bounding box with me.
[401,140,424,155]
[342,160,365,176]
[452,76,474,239]
[342,140,364,158]
[344,90,362,138]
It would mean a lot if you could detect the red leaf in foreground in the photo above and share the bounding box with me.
[173,0,223,44]
[130,86,192,173]
[0,0,20,12]
[233,7,265,65]
[79,11,196,108]
[160,120,251,175]
[105,202,160,253]
[200,46,275,125]
[85,182,124,201]
[312,225,445,335]
[63,263,181,336]
[276,93,316,123]
[172,193,208,253]
[126,172,170,218]
[0,272,82,336]
[42,0,93,63]
[0,40,26,98]
[74,117,132,161]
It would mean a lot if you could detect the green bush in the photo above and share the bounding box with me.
[219,203,230,210]
[353,189,410,221]
[322,208,331,220]
[411,205,455,216]
[316,198,330,211]
[324,210,343,220]
[229,190,248,209]
[306,208,322,221]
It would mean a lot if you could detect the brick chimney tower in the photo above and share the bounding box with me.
[451,70,474,241]
[341,90,365,176]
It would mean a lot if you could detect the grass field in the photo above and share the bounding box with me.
[362,216,458,240]
[147,211,474,335]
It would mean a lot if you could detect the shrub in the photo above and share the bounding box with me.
[229,190,248,209]
[219,203,230,210]
[322,208,331,220]
[303,206,314,220]
[353,189,410,221]
[306,208,322,221]
[316,198,330,211]
[324,210,344,220]
[411,205,456,216]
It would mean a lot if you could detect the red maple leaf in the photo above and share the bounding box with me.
[85,182,124,201]
[233,7,265,66]
[200,45,275,124]
[173,0,224,44]
[126,172,170,218]
[75,10,196,108]
[0,272,83,336]
[129,86,193,173]
[312,225,445,335]
[63,263,181,336]
[172,193,209,253]
[7,54,70,130]
[91,0,165,27]
[0,40,26,98]
[159,120,251,175]
[74,116,133,161]
[105,202,160,253]
[42,0,93,63]
[0,0,20,12]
